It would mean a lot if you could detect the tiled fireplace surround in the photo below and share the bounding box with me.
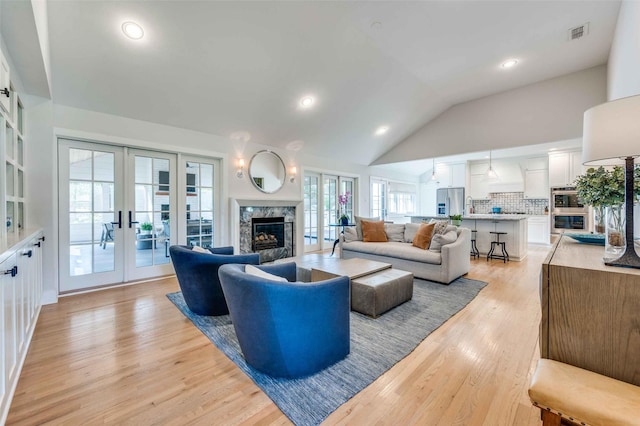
[230,198,304,258]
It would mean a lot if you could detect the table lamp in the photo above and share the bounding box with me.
[582,94,640,269]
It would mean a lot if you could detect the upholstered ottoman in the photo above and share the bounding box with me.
[351,269,413,318]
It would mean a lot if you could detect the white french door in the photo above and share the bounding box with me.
[303,173,321,252]
[59,140,177,292]
[371,178,388,220]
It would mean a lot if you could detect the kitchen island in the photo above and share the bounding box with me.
[408,215,528,261]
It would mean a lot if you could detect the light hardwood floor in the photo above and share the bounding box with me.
[7,246,550,425]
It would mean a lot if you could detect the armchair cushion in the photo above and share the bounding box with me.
[245,264,287,282]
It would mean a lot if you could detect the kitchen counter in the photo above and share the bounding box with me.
[407,215,528,260]
[408,214,530,222]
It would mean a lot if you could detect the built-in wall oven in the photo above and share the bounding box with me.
[550,186,590,234]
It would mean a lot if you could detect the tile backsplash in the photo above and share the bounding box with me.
[472,192,548,215]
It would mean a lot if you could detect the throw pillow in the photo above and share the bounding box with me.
[412,222,436,250]
[355,215,380,240]
[429,230,458,252]
[245,264,288,282]
[428,219,449,235]
[191,245,211,254]
[384,223,405,242]
[403,223,421,243]
[343,227,358,243]
[361,220,388,242]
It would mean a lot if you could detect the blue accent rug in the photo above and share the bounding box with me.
[167,276,487,425]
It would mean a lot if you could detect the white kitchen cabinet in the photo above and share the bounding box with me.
[526,156,548,171]
[0,230,44,424]
[467,161,490,200]
[524,169,549,199]
[435,163,465,188]
[527,216,550,244]
[549,151,583,187]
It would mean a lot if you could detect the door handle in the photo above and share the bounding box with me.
[128,211,139,228]
[1,88,9,98]
[111,210,123,229]
[22,249,33,258]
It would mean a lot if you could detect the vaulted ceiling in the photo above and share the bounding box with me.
[2,1,622,166]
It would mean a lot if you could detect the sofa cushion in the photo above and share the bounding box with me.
[355,215,380,240]
[384,223,405,242]
[362,220,388,242]
[245,264,288,282]
[429,230,458,252]
[412,223,435,249]
[342,241,442,265]
[429,219,449,235]
[403,223,421,243]
[343,226,358,243]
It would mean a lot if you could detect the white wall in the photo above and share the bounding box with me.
[373,65,607,165]
[608,0,640,100]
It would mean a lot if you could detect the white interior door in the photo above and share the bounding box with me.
[58,140,125,291]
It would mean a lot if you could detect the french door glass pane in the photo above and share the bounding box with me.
[304,175,319,246]
[185,161,214,248]
[134,156,170,267]
[324,177,338,242]
[68,149,116,276]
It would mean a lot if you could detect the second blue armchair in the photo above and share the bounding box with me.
[169,245,259,316]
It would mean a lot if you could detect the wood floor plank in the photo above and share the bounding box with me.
[6,247,550,425]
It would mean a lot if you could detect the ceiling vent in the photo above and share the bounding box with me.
[568,23,589,41]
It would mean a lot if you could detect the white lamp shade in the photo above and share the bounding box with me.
[582,94,640,166]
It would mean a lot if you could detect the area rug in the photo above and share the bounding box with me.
[167,276,487,426]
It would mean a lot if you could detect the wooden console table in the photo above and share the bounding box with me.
[540,235,640,385]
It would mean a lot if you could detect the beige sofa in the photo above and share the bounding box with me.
[339,223,471,284]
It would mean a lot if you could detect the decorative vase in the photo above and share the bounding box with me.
[593,206,605,234]
[604,204,625,261]
[340,216,349,226]
[451,219,461,226]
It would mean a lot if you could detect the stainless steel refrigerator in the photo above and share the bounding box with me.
[436,187,465,216]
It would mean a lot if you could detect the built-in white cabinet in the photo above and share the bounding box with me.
[0,51,10,114]
[419,180,438,216]
[549,151,583,187]
[527,216,550,244]
[467,161,490,200]
[435,163,465,188]
[487,159,525,193]
[0,231,43,425]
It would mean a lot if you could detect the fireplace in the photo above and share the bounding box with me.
[252,217,285,251]
[233,199,300,261]
[250,216,294,262]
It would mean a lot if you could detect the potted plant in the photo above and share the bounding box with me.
[338,191,351,225]
[574,166,640,259]
[449,214,463,226]
[137,222,154,250]
[140,222,153,234]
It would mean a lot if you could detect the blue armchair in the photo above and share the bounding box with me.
[218,262,350,378]
[169,245,260,316]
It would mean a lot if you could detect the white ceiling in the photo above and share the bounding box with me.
[5,1,622,168]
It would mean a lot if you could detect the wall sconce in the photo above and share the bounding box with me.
[236,158,245,179]
[289,166,297,183]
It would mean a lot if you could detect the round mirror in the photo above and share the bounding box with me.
[249,150,286,193]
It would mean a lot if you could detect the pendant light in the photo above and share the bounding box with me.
[431,158,437,180]
[487,150,498,179]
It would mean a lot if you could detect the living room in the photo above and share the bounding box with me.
[1,0,639,424]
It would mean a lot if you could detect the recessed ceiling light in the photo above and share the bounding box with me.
[299,96,315,109]
[375,126,389,136]
[371,21,383,31]
[122,21,144,40]
[501,59,519,69]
